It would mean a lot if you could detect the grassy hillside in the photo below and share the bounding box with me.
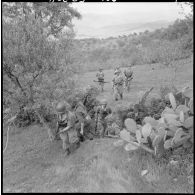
[74,18,172,39]
[73,18,193,72]
[78,57,193,107]
[3,57,193,192]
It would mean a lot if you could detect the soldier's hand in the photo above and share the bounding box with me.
[86,115,91,120]
[81,129,84,135]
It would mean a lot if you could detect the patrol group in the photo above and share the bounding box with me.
[54,66,133,156]
[95,66,133,101]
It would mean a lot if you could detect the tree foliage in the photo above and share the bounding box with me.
[74,14,193,71]
[3,2,81,115]
[2,2,81,37]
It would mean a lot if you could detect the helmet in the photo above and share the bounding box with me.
[71,97,80,109]
[99,68,103,71]
[56,101,69,113]
[114,70,120,75]
[100,99,107,105]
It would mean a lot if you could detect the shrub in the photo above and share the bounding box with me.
[114,86,193,159]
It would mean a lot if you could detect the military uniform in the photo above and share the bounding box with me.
[96,69,104,92]
[56,102,79,155]
[58,111,79,152]
[74,101,89,141]
[124,68,133,92]
[95,99,112,137]
[112,71,124,101]
[74,101,88,123]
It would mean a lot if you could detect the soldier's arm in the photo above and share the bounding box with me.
[59,125,71,133]
[95,107,100,120]
[112,78,115,87]
[80,122,84,135]
[107,107,112,114]
[59,114,74,133]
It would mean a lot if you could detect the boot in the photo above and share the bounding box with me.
[79,135,85,142]
[120,94,123,100]
[65,148,71,156]
[76,141,80,149]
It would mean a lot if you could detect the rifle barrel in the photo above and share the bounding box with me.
[93,80,110,83]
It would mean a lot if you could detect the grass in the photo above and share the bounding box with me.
[78,57,194,193]
[3,57,193,193]
[79,57,193,108]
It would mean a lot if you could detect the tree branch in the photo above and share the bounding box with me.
[3,63,27,96]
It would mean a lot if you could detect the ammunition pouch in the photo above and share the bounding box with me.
[58,121,67,128]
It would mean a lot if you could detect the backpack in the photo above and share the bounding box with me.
[124,69,133,78]
[114,75,124,85]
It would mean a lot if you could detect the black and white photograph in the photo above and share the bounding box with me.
[2,1,193,193]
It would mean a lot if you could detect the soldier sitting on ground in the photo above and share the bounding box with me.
[95,99,112,138]
[56,101,80,156]
[96,68,105,92]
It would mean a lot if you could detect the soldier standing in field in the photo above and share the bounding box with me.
[95,99,112,138]
[96,68,105,92]
[112,68,125,101]
[124,66,133,92]
[56,101,80,156]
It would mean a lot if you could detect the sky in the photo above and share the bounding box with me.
[71,2,191,38]
[72,2,190,20]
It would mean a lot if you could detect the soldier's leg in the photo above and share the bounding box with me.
[119,86,123,100]
[117,87,121,100]
[101,83,104,92]
[75,122,84,142]
[120,93,123,99]
[60,132,70,155]
[68,129,80,151]
[125,79,128,91]
[127,80,131,92]
[55,126,61,140]
[97,121,104,137]
[113,86,118,101]
[102,120,107,137]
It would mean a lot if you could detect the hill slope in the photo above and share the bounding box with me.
[3,57,193,193]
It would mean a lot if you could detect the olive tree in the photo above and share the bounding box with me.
[3,2,81,116]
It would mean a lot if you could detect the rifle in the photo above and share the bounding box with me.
[93,80,110,83]
[111,83,114,95]
[83,93,89,107]
[95,109,99,134]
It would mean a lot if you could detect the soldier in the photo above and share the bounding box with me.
[71,97,91,141]
[114,66,122,75]
[95,99,112,138]
[112,69,125,101]
[124,66,133,92]
[56,101,80,156]
[96,68,105,92]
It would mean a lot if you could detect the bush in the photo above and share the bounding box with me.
[115,86,193,159]
[14,104,57,128]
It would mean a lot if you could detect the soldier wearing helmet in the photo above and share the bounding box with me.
[124,66,133,92]
[114,66,121,75]
[56,101,80,156]
[95,98,112,137]
[71,97,91,142]
[112,68,125,101]
[96,68,105,92]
